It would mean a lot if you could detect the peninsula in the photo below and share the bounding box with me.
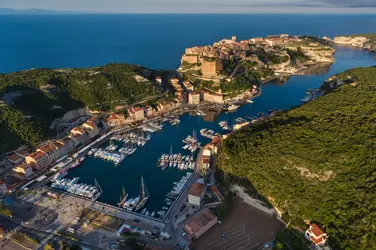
[179,34,335,95]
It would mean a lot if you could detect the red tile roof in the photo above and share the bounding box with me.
[186,209,217,234]
[7,153,23,163]
[211,185,225,201]
[189,183,205,197]
[311,236,325,245]
[16,150,29,157]
[311,223,326,237]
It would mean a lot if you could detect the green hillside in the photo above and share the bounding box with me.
[219,67,376,249]
[0,63,162,154]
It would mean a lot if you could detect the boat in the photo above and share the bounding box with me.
[246,99,254,104]
[134,177,150,211]
[118,187,128,207]
[227,104,240,111]
[151,211,155,217]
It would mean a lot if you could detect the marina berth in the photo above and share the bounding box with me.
[51,177,99,199]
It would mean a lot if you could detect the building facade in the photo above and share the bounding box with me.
[305,223,328,248]
[188,183,206,206]
[188,92,201,105]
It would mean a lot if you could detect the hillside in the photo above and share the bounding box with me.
[218,67,376,249]
[0,63,163,153]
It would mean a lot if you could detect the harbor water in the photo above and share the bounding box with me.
[66,46,375,214]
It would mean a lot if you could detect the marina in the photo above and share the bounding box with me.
[62,46,376,218]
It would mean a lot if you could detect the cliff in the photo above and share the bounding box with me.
[333,36,369,48]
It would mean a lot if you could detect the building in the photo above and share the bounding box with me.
[188,92,201,105]
[69,127,90,146]
[144,105,155,118]
[6,153,24,165]
[81,118,100,138]
[202,91,224,104]
[188,183,206,206]
[305,223,328,248]
[106,113,129,127]
[25,151,50,170]
[185,208,218,238]
[128,107,145,121]
[0,180,8,195]
[37,143,60,163]
[55,138,75,157]
[14,163,34,179]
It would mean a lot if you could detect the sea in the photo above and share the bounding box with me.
[1,14,376,216]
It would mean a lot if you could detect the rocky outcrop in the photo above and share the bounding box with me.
[300,46,336,63]
[333,36,369,48]
[364,41,376,52]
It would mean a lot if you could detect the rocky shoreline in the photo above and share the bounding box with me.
[333,35,376,52]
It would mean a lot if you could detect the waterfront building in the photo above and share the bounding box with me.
[144,105,155,118]
[305,223,328,248]
[0,180,8,195]
[14,163,34,179]
[128,107,145,121]
[6,153,24,165]
[106,113,129,127]
[188,183,206,206]
[185,208,218,238]
[201,156,210,170]
[188,92,201,105]
[55,138,75,156]
[37,143,60,163]
[25,151,50,170]
[202,91,224,104]
[82,118,100,138]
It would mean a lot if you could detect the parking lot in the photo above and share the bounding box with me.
[190,198,285,250]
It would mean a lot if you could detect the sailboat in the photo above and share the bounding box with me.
[135,177,150,211]
[118,186,128,207]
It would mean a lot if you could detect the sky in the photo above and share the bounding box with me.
[1,0,376,13]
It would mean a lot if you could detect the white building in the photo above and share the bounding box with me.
[188,183,206,206]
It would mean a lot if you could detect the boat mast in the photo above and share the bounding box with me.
[140,177,145,201]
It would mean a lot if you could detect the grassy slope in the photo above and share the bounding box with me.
[219,67,376,249]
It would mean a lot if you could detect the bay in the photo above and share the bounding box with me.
[2,14,375,215]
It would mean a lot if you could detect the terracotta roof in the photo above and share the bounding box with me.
[311,236,325,245]
[186,209,217,234]
[16,150,29,157]
[311,223,326,237]
[87,117,97,122]
[189,183,205,197]
[55,141,64,148]
[28,151,47,160]
[38,144,55,153]
[16,163,32,170]
[7,153,23,163]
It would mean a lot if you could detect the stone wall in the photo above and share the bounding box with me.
[201,60,223,78]
[181,55,199,64]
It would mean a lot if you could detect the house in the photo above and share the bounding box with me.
[128,107,145,121]
[69,127,90,146]
[14,163,34,179]
[37,143,60,163]
[305,223,328,248]
[144,105,155,118]
[185,208,218,238]
[25,151,50,170]
[106,113,129,127]
[201,156,211,170]
[82,118,100,138]
[188,183,206,206]
[188,92,201,105]
[0,180,8,195]
[6,153,24,165]
[55,138,75,156]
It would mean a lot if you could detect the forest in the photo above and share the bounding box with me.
[0,63,162,154]
[219,67,376,249]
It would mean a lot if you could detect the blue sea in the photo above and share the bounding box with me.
[1,14,376,73]
[2,14,376,215]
